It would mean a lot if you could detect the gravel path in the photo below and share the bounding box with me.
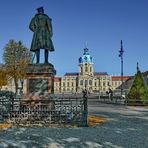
[0,102,148,148]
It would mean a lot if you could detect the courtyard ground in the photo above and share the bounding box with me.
[0,101,148,148]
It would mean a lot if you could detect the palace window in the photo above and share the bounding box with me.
[85,64,88,72]
[80,80,83,85]
[89,80,92,85]
[67,82,69,87]
[90,67,92,72]
[85,67,88,72]
[108,82,110,86]
[81,67,83,73]
[63,82,65,86]
[85,80,88,87]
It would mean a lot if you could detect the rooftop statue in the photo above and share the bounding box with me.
[29,7,55,64]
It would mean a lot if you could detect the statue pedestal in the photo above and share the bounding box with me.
[26,63,56,95]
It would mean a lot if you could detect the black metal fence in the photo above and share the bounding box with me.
[0,91,14,116]
[0,92,88,127]
[97,96,125,105]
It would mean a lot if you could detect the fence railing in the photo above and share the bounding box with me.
[89,95,148,106]
[88,95,126,105]
[0,95,88,127]
[125,98,148,106]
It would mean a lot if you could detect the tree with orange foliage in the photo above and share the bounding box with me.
[3,40,32,95]
[0,65,7,90]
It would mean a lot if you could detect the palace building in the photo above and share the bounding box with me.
[54,48,127,94]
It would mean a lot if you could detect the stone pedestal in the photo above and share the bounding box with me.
[26,63,56,95]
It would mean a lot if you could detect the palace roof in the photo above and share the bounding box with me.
[94,72,108,76]
[64,72,79,76]
[112,76,131,81]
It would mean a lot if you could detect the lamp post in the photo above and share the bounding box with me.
[118,40,124,98]
[83,79,88,127]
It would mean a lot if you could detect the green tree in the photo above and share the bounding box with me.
[3,40,32,94]
[127,70,148,105]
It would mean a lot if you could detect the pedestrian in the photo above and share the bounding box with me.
[82,89,87,98]
[108,88,113,100]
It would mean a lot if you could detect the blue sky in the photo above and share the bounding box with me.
[0,0,148,76]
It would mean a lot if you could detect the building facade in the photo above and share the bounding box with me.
[56,48,112,94]
[111,76,131,90]
[54,48,132,94]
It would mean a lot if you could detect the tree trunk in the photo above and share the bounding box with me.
[14,78,18,95]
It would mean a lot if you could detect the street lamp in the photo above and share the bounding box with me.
[118,40,124,98]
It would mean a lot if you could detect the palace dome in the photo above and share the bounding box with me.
[79,48,93,64]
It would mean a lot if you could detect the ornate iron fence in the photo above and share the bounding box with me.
[0,92,88,126]
[0,91,14,115]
